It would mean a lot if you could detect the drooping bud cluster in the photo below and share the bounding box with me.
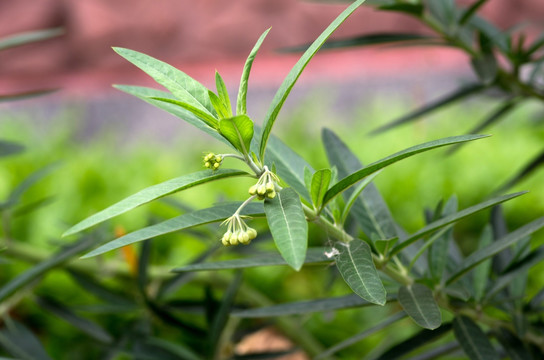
[221,214,257,246]
[249,168,279,200]
[203,153,223,170]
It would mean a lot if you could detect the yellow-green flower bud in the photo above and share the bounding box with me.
[249,185,258,195]
[266,182,275,192]
[247,227,257,240]
[257,184,267,196]
[215,155,222,163]
[204,162,211,168]
[267,190,276,199]
[213,162,220,170]
[239,231,250,244]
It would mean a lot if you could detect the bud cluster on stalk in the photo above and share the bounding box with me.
[249,168,279,200]
[221,214,257,246]
[203,153,223,170]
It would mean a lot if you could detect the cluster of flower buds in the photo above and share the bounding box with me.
[249,168,279,200]
[203,153,222,170]
[221,214,257,246]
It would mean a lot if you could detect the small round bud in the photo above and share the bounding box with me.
[267,190,276,199]
[257,184,267,196]
[249,185,258,195]
[247,227,257,240]
[266,182,275,192]
[213,162,220,169]
[204,154,213,161]
[222,237,230,246]
[204,162,211,168]
[239,232,250,244]
[214,155,222,163]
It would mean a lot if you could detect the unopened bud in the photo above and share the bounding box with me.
[266,182,275,192]
[249,185,258,195]
[257,184,267,196]
[267,190,276,199]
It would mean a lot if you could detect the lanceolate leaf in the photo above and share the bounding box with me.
[0,318,53,360]
[237,28,270,115]
[390,192,526,257]
[83,202,264,258]
[472,225,493,301]
[63,169,249,237]
[215,71,233,117]
[496,147,544,193]
[114,85,231,147]
[323,135,488,208]
[208,91,229,119]
[173,248,331,273]
[453,316,499,360]
[264,188,308,271]
[370,84,485,134]
[311,169,331,210]
[335,240,386,305]
[322,128,397,239]
[447,216,544,285]
[150,97,218,129]
[398,284,441,329]
[114,47,215,115]
[5,163,59,209]
[0,27,63,51]
[219,115,254,154]
[259,0,367,161]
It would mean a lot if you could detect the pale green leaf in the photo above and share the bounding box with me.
[219,115,254,155]
[150,96,218,129]
[215,71,233,117]
[264,188,308,271]
[398,283,441,329]
[335,240,386,305]
[311,169,331,210]
[237,28,270,115]
[208,90,230,119]
[453,316,499,360]
[63,169,249,237]
[259,0,367,160]
[0,28,63,51]
[83,202,264,258]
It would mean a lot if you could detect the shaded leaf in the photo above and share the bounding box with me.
[311,169,331,210]
[398,283,441,329]
[4,163,59,209]
[0,318,53,360]
[259,0,367,160]
[379,4,424,16]
[151,96,218,129]
[210,271,242,355]
[0,140,24,158]
[471,53,498,84]
[496,329,533,360]
[496,147,544,192]
[67,270,135,307]
[64,169,249,237]
[144,338,201,360]
[472,225,493,301]
[335,240,386,305]
[324,135,488,207]
[453,316,499,360]
[0,28,63,51]
[237,28,270,115]
[428,196,457,280]
[219,115,254,154]
[264,188,308,271]
[0,89,58,103]
[459,0,488,25]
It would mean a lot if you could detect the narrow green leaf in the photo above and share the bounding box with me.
[259,0,367,161]
[496,147,544,193]
[150,96,218,129]
[453,316,499,360]
[322,128,397,239]
[237,28,270,115]
[208,90,230,119]
[67,270,135,306]
[472,225,493,301]
[459,0,488,25]
[0,28,63,51]
[324,135,488,208]
[210,271,242,355]
[341,171,381,225]
[335,240,386,305]
[0,89,58,103]
[0,318,53,360]
[264,188,308,271]
[428,196,457,280]
[36,297,113,343]
[0,237,94,302]
[0,140,24,158]
[5,163,59,208]
[390,192,526,257]
[215,71,233,117]
[303,167,313,191]
[371,84,485,134]
[425,0,457,34]
[113,47,215,115]
[219,115,254,155]
[468,16,509,53]
[311,169,331,210]
[379,3,424,16]
[496,329,533,360]
[471,53,498,85]
[83,202,264,258]
[173,247,331,272]
[144,338,202,360]
[398,284,441,329]
[114,85,232,147]
[447,216,544,285]
[63,169,249,237]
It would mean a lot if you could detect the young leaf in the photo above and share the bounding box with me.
[82,202,264,258]
[264,188,308,271]
[259,0,367,161]
[63,169,249,237]
[218,115,254,155]
[335,240,386,305]
[150,96,218,129]
[398,283,442,330]
[173,248,331,273]
[114,47,215,115]
[311,169,331,210]
[208,90,229,119]
[237,28,270,115]
[323,135,488,208]
[447,216,544,285]
[215,71,233,117]
[453,316,499,360]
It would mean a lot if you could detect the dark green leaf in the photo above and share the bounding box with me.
[310,169,331,210]
[468,16,509,53]
[230,349,298,360]
[496,147,544,192]
[5,163,59,209]
[264,188,308,271]
[173,247,331,272]
[324,135,488,208]
[150,96,218,129]
[447,216,544,285]
[215,71,232,118]
[472,225,493,301]
[471,53,498,84]
[237,28,270,115]
[210,271,242,355]
[335,240,386,305]
[390,192,526,257]
[0,318,53,360]
[370,84,485,134]
[144,338,201,360]
[63,169,249,237]
[219,115,254,154]
[496,329,533,360]
[425,0,457,34]
[0,28,63,51]
[459,0,488,25]
[428,196,457,280]
[398,283,441,329]
[114,47,215,115]
[453,316,499,360]
[0,140,24,158]
[36,297,113,343]
[258,0,367,161]
[67,270,136,307]
[379,4,424,16]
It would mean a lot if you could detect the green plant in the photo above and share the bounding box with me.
[54,1,544,359]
